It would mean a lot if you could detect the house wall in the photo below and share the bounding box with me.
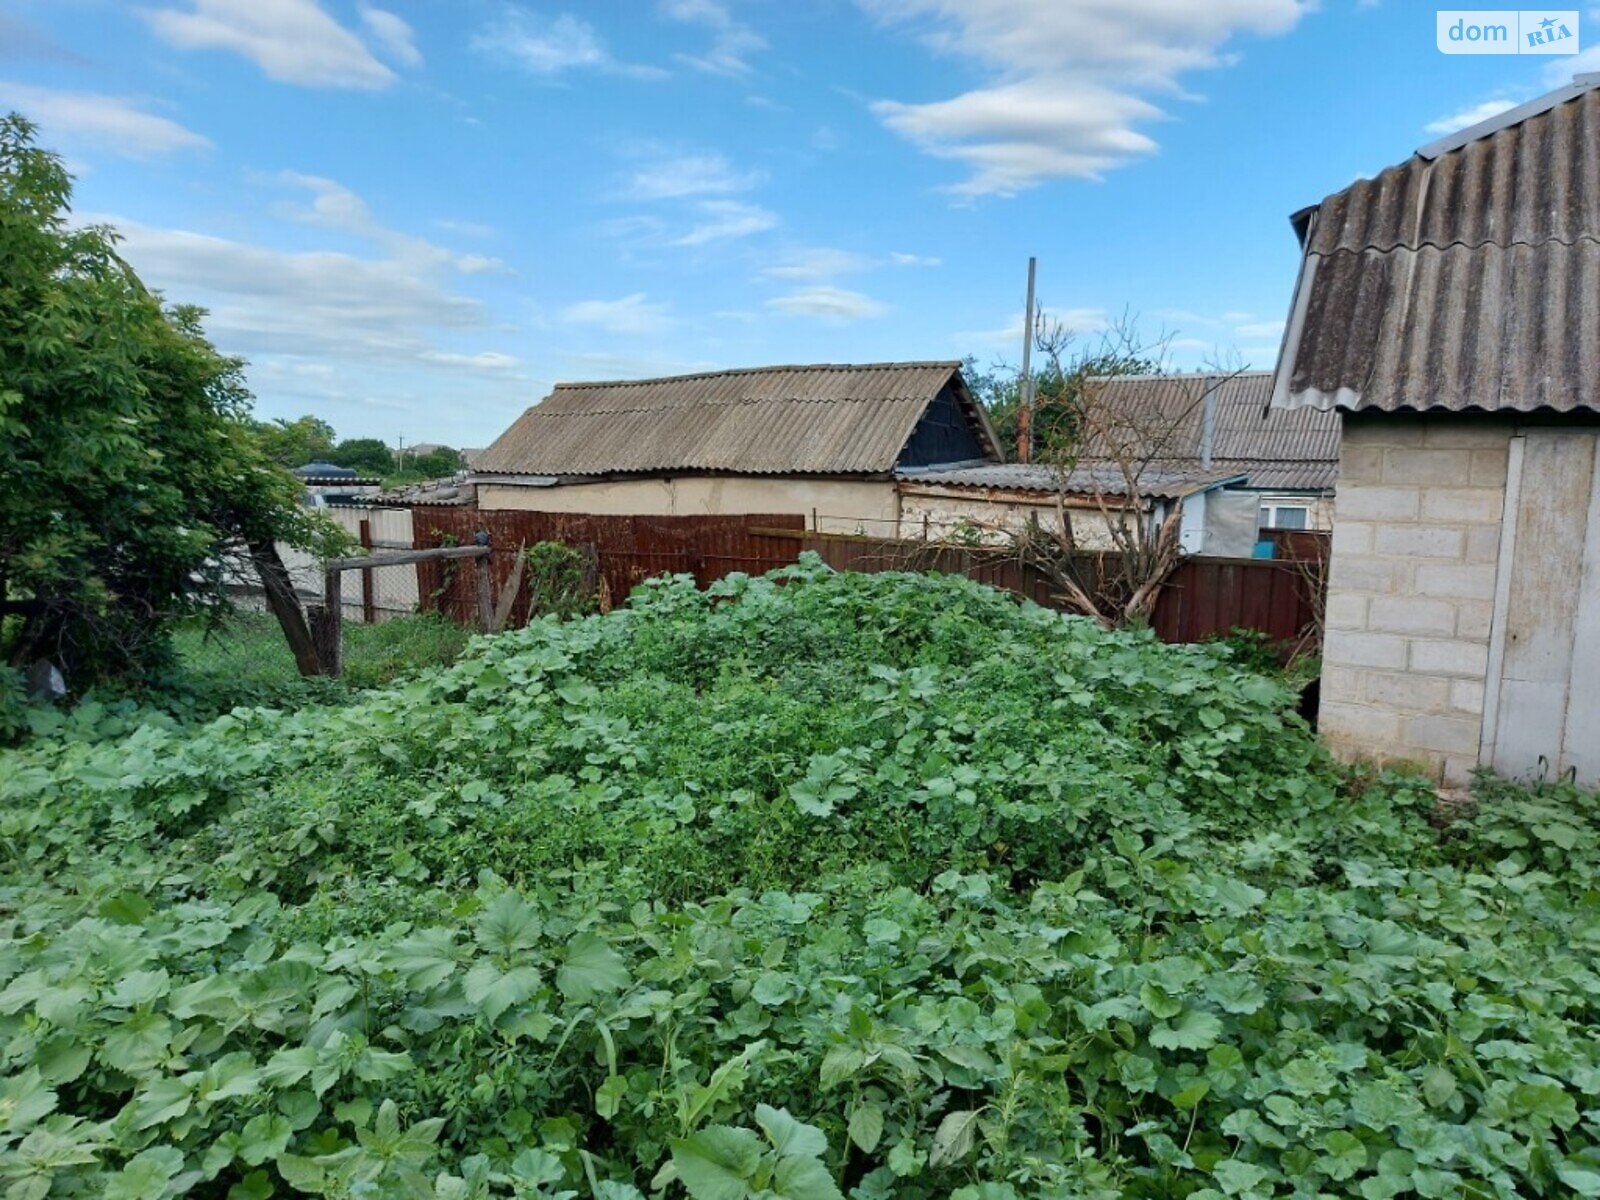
[1318,414,1515,782]
[894,484,1133,548]
[476,476,901,536]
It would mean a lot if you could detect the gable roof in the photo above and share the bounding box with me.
[476,362,1000,477]
[1079,372,1340,490]
[1273,76,1600,414]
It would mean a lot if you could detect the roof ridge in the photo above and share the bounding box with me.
[1417,75,1598,161]
[553,361,962,390]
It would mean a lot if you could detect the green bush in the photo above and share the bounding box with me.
[2,557,1597,1200]
[0,664,26,745]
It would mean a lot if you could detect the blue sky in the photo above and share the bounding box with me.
[0,1,1591,447]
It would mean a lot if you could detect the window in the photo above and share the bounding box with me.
[1260,503,1310,530]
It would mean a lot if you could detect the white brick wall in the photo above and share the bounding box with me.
[1318,415,1516,782]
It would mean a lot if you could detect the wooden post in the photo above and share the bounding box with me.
[474,553,494,633]
[248,539,321,677]
[321,568,344,678]
[358,518,376,625]
[492,547,528,633]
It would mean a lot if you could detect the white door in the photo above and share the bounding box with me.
[1486,431,1600,785]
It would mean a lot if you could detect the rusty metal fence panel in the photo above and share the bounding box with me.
[775,529,1321,653]
[407,507,1321,654]
[413,511,805,627]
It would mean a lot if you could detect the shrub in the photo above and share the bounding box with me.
[1,557,1597,1200]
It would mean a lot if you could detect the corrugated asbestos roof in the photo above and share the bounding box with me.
[897,462,1248,501]
[476,361,998,476]
[1274,78,1600,413]
[1075,372,1339,491]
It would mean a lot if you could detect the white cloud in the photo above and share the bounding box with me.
[473,8,665,79]
[454,254,510,275]
[765,285,887,321]
[99,217,502,371]
[561,293,675,335]
[757,247,941,281]
[271,172,511,275]
[1233,319,1284,339]
[142,0,400,89]
[671,200,778,245]
[760,247,875,280]
[420,350,521,370]
[958,306,1109,351]
[0,82,211,156]
[623,150,764,200]
[1549,44,1600,84]
[562,350,718,378]
[660,0,765,75]
[1423,97,1518,136]
[434,218,497,238]
[859,0,1308,195]
[359,4,422,68]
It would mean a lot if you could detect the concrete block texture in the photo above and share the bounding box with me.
[1470,448,1510,487]
[1317,417,1515,779]
[1329,555,1398,593]
[1405,713,1483,756]
[1362,669,1451,712]
[1381,448,1472,486]
[1367,595,1458,636]
[1319,700,1403,746]
[1374,524,1466,559]
[1409,638,1490,679]
[1414,562,1498,601]
[1337,487,1421,521]
[1421,487,1507,525]
[1325,593,1369,631]
[1324,629,1408,670]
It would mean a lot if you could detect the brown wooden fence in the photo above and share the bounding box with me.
[412,508,1323,654]
[753,530,1322,651]
[413,510,804,626]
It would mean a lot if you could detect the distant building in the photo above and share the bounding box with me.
[473,362,1003,536]
[292,462,382,505]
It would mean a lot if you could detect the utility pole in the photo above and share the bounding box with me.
[1018,256,1037,464]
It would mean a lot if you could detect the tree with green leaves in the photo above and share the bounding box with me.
[0,114,342,687]
[404,445,466,479]
[327,437,396,476]
[253,415,336,468]
[966,312,1165,461]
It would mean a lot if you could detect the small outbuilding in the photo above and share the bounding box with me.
[292,462,382,505]
[1272,76,1600,785]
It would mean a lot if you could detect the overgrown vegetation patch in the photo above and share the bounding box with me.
[3,559,1598,1199]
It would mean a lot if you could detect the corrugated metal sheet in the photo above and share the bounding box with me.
[897,461,1247,500]
[1076,372,1339,490]
[1275,80,1600,413]
[476,362,996,476]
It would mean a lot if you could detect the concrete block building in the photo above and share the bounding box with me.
[1272,77,1600,785]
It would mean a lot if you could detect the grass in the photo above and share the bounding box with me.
[167,608,471,712]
